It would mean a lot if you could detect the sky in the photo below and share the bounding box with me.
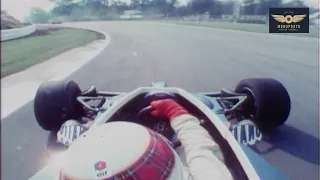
[1,0,319,21]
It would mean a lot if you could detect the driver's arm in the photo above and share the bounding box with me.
[171,114,233,180]
[150,99,233,180]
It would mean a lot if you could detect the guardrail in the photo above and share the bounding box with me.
[221,15,267,23]
[1,24,36,41]
[119,15,144,19]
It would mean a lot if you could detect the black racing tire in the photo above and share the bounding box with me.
[235,78,291,133]
[34,80,84,132]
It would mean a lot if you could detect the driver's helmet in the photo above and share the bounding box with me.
[59,121,184,180]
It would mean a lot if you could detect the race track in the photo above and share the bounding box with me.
[2,21,319,180]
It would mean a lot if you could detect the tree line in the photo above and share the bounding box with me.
[25,0,315,23]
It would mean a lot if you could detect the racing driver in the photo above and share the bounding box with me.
[58,99,234,180]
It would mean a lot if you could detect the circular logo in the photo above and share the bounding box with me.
[284,15,293,23]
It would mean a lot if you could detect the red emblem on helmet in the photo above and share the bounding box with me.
[94,161,107,171]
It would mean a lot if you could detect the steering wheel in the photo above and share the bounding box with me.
[137,106,153,118]
[136,106,172,136]
[136,106,181,148]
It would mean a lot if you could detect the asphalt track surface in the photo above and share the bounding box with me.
[2,22,319,180]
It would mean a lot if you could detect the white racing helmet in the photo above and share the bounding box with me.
[59,121,184,180]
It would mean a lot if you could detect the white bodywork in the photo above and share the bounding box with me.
[29,87,260,180]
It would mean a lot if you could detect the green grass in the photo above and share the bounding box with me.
[165,21,319,38]
[1,28,103,77]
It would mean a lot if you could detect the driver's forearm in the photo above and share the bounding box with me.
[170,114,233,180]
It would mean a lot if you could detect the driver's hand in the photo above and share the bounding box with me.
[150,99,189,120]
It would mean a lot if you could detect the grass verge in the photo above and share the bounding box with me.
[165,21,319,38]
[1,27,104,77]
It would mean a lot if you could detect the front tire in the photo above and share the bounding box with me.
[235,78,291,133]
[34,80,83,131]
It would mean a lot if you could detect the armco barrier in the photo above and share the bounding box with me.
[1,24,36,41]
[221,15,267,23]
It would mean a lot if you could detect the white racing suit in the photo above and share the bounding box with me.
[171,114,234,180]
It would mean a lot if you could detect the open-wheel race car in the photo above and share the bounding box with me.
[30,78,291,180]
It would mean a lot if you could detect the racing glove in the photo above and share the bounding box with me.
[150,99,189,120]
